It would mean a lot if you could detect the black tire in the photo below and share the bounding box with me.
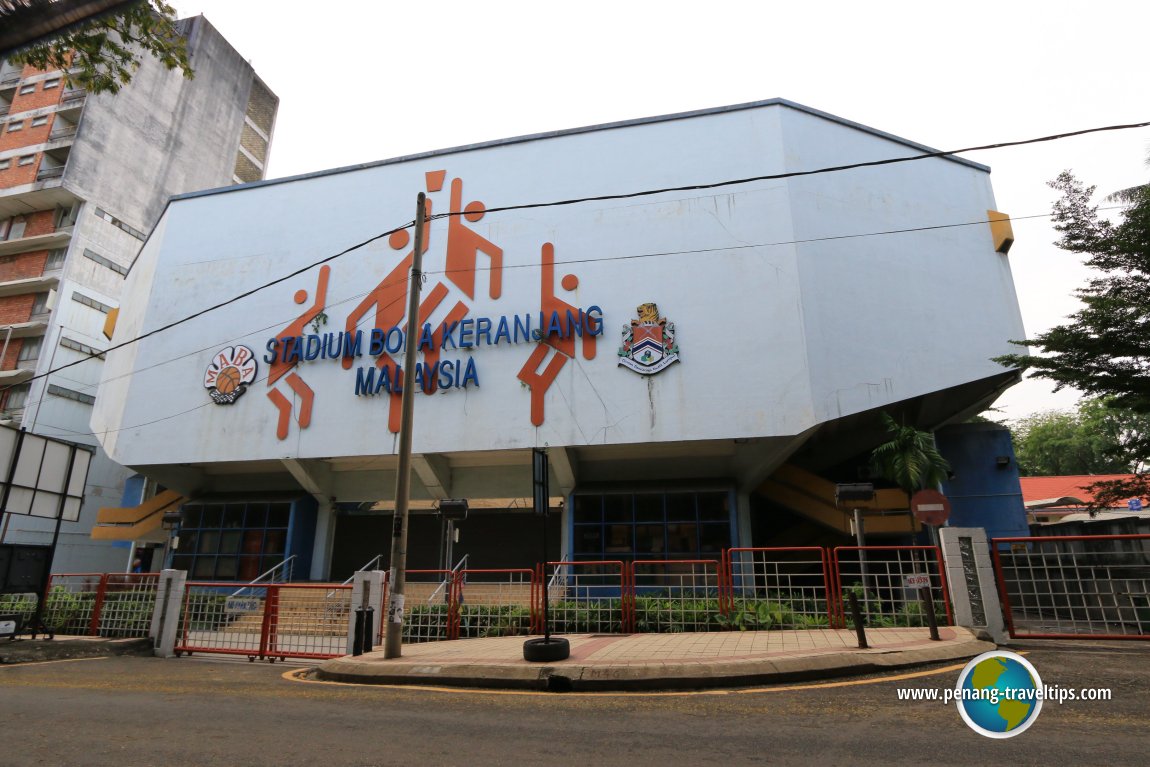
[522,636,570,662]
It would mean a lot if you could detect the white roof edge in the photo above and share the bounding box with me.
[167,98,991,206]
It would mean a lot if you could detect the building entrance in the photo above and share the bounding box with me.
[329,509,560,582]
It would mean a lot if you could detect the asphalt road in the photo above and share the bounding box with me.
[0,640,1146,766]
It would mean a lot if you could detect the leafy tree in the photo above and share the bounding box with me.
[995,168,1150,507]
[870,412,951,496]
[1011,398,1150,476]
[7,1,192,95]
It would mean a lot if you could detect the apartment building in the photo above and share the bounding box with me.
[0,15,277,571]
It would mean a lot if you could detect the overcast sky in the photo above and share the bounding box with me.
[173,1,1149,423]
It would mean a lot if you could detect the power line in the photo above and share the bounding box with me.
[25,205,1114,440]
[4,118,1148,402]
[424,120,1150,220]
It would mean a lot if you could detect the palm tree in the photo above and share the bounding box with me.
[1104,146,1150,204]
[870,412,951,500]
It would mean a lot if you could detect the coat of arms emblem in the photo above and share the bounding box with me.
[618,303,680,375]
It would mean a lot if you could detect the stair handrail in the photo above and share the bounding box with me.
[326,553,386,599]
[229,554,296,598]
[428,554,468,604]
[339,554,385,586]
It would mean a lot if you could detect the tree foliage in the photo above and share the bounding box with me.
[1011,398,1150,477]
[870,412,951,495]
[8,1,191,95]
[995,167,1150,507]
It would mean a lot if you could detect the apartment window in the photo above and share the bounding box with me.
[47,383,95,406]
[31,116,47,128]
[0,216,26,240]
[0,159,9,170]
[7,121,23,132]
[3,383,30,412]
[59,336,104,359]
[45,248,66,270]
[43,78,60,89]
[18,84,35,95]
[93,207,146,241]
[71,290,113,314]
[17,336,41,362]
[82,248,128,276]
[17,155,34,166]
[31,292,50,314]
[54,204,77,228]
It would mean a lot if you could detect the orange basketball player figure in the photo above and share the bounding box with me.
[444,177,503,300]
[268,265,330,440]
[342,192,438,432]
[517,242,597,426]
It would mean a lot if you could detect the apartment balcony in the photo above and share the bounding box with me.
[0,71,20,88]
[0,228,71,258]
[48,125,77,141]
[0,367,34,386]
[0,321,48,341]
[60,89,87,107]
[0,103,9,117]
[36,166,65,182]
[0,274,59,298]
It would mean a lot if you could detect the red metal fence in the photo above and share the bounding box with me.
[992,534,1150,640]
[724,548,834,629]
[831,546,952,629]
[544,560,630,633]
[0,573,161,637]
[175,582,353,661]
[632,559,723,632]
[4,543,964,662]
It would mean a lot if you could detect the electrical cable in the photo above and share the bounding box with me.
[2,118,1147,409]
[21,204,1109,439]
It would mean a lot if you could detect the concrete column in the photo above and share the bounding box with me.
[735,491,753,547]
[560,494,571,561]
[345,569,385,655]
[939,527,1006,643]
[152,569,187,658]
[310,498,337,581]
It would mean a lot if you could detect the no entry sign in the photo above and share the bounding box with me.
[911,489,951,526]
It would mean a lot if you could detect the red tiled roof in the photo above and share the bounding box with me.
[1018,475,1146,507]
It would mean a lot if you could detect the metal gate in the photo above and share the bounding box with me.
[175,582,352,661]
[831,546,952,628]
[992,534,1150,640]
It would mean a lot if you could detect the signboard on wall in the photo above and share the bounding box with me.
[0,426,92,523]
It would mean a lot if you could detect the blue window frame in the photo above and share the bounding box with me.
[571,490,734,562]
[171,501,292,581]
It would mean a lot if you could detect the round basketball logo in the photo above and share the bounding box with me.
[204,345,258,405]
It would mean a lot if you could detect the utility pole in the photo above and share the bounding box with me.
[383,193,426,659]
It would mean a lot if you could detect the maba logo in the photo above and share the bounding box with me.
[204,345,258,405]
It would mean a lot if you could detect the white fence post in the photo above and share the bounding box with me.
[152,569,186,658]
[939,527,1006,643]
[346,570,385,655]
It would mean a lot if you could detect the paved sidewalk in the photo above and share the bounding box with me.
[318,627,994,691]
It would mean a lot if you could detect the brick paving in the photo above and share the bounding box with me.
[318,627,992,690]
